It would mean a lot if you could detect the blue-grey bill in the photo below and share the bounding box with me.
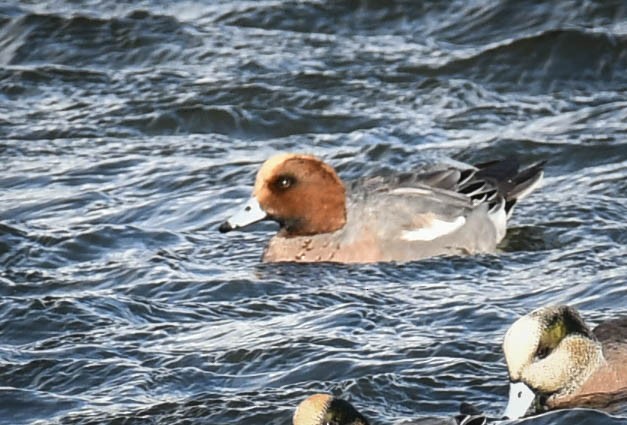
[219,196,268,233]
[503,381,536,420]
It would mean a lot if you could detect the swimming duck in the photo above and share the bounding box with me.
[502,305,627,419]
[219,153,545,263]
[293,394,370,425]
[293,394,486,425]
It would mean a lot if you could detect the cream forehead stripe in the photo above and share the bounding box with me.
[254,154,338,192]
[504,315,542,378]
[255,153,297,192]
[256,154,318,178]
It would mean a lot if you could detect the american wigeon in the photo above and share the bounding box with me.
[502,305,627,419]
[293,394,486,425]
[219,153,545,263]
[293,394,370,425]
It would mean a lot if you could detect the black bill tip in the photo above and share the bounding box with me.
[218,221,233,233]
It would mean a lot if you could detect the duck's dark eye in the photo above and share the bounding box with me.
[274,175,296,190]
[536,346,550,360]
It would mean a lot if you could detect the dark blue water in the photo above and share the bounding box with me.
[1,1,626,424]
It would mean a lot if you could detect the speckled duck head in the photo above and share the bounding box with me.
[502,305,605,419]
[293,394,370,425]
[219,153,347,236]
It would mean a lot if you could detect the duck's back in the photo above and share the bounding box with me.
[553,317,627,410]
[594,317,627,350]
[594,317,627,389]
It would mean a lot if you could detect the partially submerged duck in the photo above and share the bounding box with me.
[219,153,545,263]
[293,394,486,425]
[502,305,627,419]
[293,394,369,425]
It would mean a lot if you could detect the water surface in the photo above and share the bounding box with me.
[1,1,626,424]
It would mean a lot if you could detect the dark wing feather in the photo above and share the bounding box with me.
[347,159,545,217]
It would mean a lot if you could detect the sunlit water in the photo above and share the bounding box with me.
[1,1,626,424]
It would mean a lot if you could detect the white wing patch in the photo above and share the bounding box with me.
[489,202,507,243]
[401,216,466,241]
[390,187,433,196]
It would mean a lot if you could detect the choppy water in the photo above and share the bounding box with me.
[1,1,626,424]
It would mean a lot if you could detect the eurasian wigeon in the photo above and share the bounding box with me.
[502,305,627,419]
[293,394,487,425]
[219,153,545,263]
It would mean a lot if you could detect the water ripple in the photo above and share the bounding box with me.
[1,1,626,425]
